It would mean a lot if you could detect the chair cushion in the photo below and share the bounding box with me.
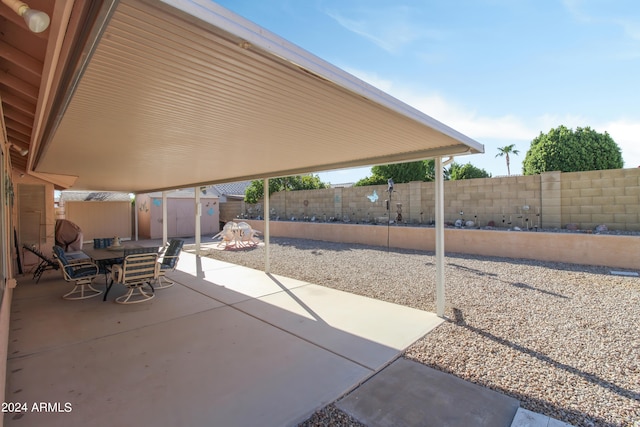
[53,246,74,277]
[71,266,98,278]
[162,240,184,268]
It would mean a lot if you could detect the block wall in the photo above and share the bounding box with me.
[241,167,640,231]
[560,168,640,230]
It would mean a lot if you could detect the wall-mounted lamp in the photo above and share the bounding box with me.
[9,143,28,156]
[2,0,50,33]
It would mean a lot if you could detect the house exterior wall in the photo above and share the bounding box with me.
[12,172,56,263]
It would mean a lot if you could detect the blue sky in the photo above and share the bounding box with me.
[215,0,640,184]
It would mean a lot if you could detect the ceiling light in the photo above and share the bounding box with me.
[10,143,28,156]
[2,0,50,33]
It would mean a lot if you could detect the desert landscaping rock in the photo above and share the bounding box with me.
[200,237,640,427]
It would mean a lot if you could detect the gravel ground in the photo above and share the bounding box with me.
[199,237,640,427]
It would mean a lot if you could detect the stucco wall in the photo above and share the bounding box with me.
[65,201,132,241]
[12,172,56,262]
[244,220,640,269]
[136,194,152,239]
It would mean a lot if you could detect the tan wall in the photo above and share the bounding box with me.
[238,168,640,231]
[561,168,640,230]
[244,220,640,269]
[65,201,132,241]
[220,200,245,223]
[135,194,152,239]
[12,172,56,263]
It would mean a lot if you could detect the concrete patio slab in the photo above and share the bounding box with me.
[6,251,446,426]
[336,358,520,427]
[170,255,309,304]
[9,274,224,357]
[6,306,369,427]
[235,279,443,370]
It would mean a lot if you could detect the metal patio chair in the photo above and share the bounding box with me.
[155,239,184,289]
[109,253,158,304]
[52,245,102,300]
[23,244,59,283]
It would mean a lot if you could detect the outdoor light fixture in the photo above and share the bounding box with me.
[2,0,50,33]
[9,143,28,156]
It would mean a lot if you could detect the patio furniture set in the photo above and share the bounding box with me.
[212,221,261,249]
[50,239,184,304]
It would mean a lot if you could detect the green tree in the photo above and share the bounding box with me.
[424,159,451,181]
[354,175,387,186]
[371,161,427,183]
[244,174,328,203]
[354,159,450,186]
[449,162,491,180]
[495,144,520,176]
[522,126,624,175]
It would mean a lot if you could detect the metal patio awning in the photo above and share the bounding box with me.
[23,0,482,193]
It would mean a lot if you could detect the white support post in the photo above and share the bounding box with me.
[264,178,270,273]
[134,194,139,241]
[195,187,201,256]
[435,157,446,317]
[162,191,168,248]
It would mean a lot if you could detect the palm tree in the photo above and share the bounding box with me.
[495,144,520,176]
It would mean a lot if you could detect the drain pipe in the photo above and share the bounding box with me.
[435,156,454,317]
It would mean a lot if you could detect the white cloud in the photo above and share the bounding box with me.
[325,6,442,53]
[344,68,536,142]
[345,66,640,171]
[603,119,640,167]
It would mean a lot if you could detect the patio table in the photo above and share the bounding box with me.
[83,245,159,301]
[82,247,127,299]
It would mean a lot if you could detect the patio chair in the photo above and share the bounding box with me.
[23,244,59,284]
[109,253,158,304]
[155,239,184,289]
[52,245,102,300]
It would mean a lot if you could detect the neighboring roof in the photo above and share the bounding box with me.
[211,181,251,197]
[60,191,132,202]
[7,0,483,193]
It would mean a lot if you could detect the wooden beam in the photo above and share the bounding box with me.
[0,91,35,116]
[0,71,38,101]
[0,40,43,78]
[4,117,31,136]
[6,128,29,144]
[3,105,33,127]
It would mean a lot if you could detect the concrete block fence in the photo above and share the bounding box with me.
[241,168,640,231]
